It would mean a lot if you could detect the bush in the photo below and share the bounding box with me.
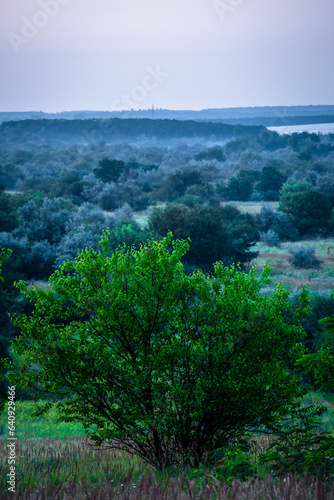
[260,416,334,478]
[174,194,202,208]
[14,197,72,245]
[256,205,299,242]
[113,203,134,223]
[0,190,19,232]
[288,246,322,269]
[224,170,259,202]
[297,300,334,392]
[259,229,280,247]
[55,226,104,267]
[97,183,120,211]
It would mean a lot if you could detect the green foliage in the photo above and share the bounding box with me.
[93,158,125,183]
[158,170,203,202]
[280,179,314,196]
[5,233,319,470]
[189,443,257,487]
[0,248,13,411]
[0,248,12,283]
[294,293,334,354]
[174,194,203,208]
[194,146,226,162]
[297,300,334,391]
[108,222,154,253]
[224,167,286,202]
[260,415,334,478]
[149,204,258,272]
[279,189,332,236]
[219,205,259,263]
[257,166,286,200]
[0,193,17,233]
[225,170,259,202]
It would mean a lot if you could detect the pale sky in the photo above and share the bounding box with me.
[0,0,333,112]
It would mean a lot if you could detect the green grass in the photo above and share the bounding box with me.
[0,401,85,440]
[221,201,279,214]
[254,238,334,256]
[0,394,333,498]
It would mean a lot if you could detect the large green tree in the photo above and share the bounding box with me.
[5,233,318,469]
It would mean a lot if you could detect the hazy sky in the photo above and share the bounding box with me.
[1,0,333,112]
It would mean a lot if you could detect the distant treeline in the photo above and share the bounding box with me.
[2,105,334,124]
[0,118,264,145]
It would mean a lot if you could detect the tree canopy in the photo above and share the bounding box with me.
[149,204,258,272]
[93,158,125,183]
[5,233,319,470]
[278,189,333,237]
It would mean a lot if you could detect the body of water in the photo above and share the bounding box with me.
[267,123,334,135]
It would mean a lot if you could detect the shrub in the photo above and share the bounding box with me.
[97,183,120,211]
[259,229,280,247]
[288,246,322,269]
[14,197,72,245]
[174,194,202,208]
[256,205,299,242]
[113,203,134,223]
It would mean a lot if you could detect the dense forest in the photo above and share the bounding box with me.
[1,118,334,367]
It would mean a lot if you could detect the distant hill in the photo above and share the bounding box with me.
[1,105,334,126]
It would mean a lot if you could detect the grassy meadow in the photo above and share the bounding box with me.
[251,238,334,293]
[1,393,334,499]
